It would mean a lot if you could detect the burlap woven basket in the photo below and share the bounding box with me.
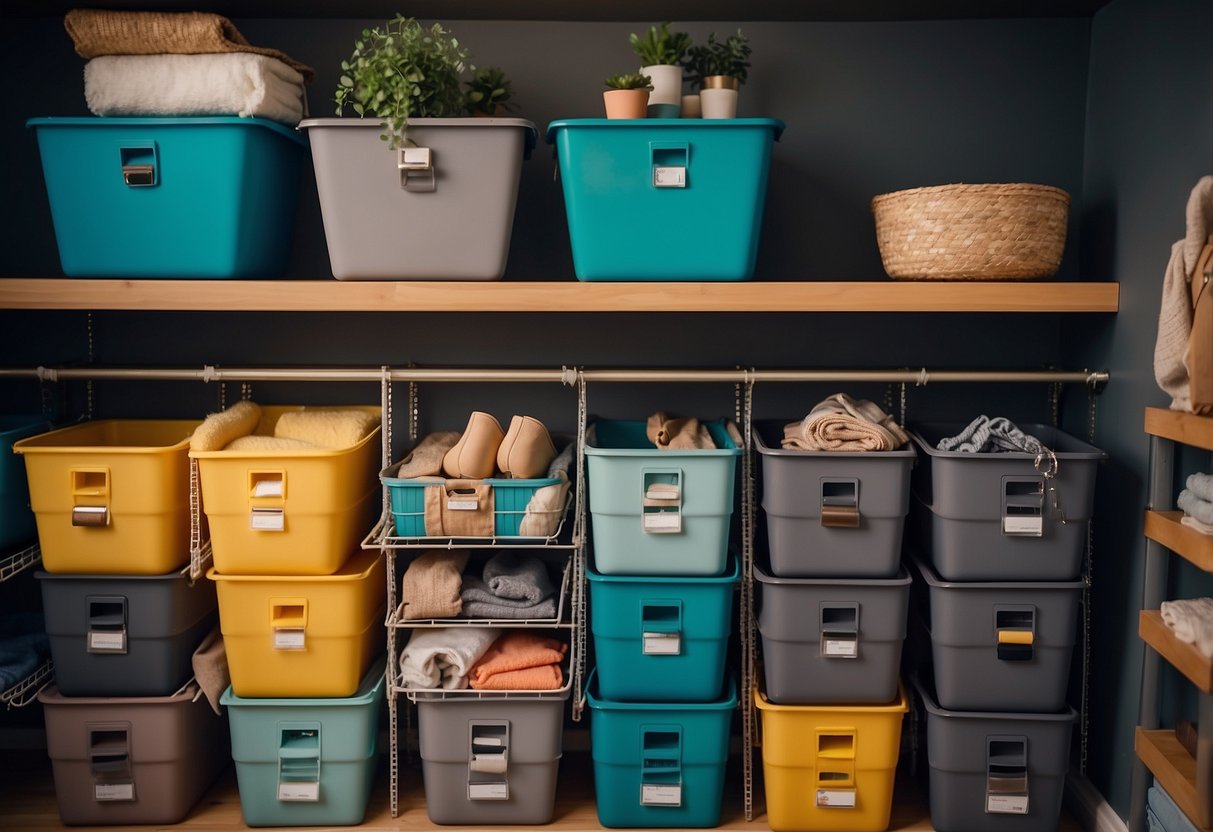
[871,183,1070,280]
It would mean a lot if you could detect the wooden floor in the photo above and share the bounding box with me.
[0,749,1086,831]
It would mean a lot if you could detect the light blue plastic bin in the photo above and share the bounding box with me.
[220,660,385,827]
[587,554,738,702]
[587,670,736,828]
[27,117,306,278]
[586,419,739,575]
[546,118,784,280]
[0,415,49,550]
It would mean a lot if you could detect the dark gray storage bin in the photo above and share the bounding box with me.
[915,677,1075,832]
[415,685,570,825]
[909,422,1103,581]
[38,568,217,697]
[755,421,914,578]
[911,553,1081,713]
[755,562,910,704]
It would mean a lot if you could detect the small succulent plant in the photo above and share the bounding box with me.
[628,22,692,67]
[465,66,512,115]
[604,73,654,91]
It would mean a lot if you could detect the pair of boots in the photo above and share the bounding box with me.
[442,412,557,480]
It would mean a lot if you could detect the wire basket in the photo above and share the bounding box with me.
[871,183,1070,280]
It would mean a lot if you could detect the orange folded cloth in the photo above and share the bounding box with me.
[468,631,567,691]
[646,411,715,450]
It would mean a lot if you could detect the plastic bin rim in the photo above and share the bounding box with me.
[221,658,386,707]
[587,550,740,583]
[545,117,786,143]
[753,421,915,458]
[907,422,1105,460]
[754,682,908,714]
[910,550,1085,591]
[298,116,538,159]
[586,419,741,455]
[753,560,910,587]
[911,675,1077,722]
[585,668,738,711]
[38,681,201,706]
[207,549,381,582]
[0,414,51,434]
[12,418,200,454]
[26,115,307,147]
[380,458,559,487]
[35,568,195,584]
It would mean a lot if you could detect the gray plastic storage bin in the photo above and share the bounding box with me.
[299,118,537,280]
[38,568,217,697]
[755,420,914,578]
[755,562,910,704]
[39,681,229,826]
[909,422,1103,581]
[915,677,1075,832]
[911,553,1081,713]
[415,684,570,825]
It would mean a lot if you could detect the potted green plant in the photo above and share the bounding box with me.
[685,29,752,118]
[628,22,691,118]
[465,66,512,117]
[603,72,653,119]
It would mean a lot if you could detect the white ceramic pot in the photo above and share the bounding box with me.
[680,94,702,118]
[640,64,683,117]
[700,87,739,119]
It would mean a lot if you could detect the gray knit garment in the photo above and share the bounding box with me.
[937,415,1046,454]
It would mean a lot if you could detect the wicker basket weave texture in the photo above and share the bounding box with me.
[871,183,1070,280]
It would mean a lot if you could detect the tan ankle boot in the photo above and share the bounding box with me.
[497,415,558,479]
[442,412,505,478]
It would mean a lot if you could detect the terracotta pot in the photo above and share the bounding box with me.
[603,89,650,119]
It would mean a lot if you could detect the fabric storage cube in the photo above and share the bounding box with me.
[909,422,1103,581]
[756,684,908,832]
[415,684,571,825]
[38,680,229,826]
[298,117,537,280]
[191,405,381,576]
[754,420,914,578]
[586,671,736,828]
[27,117,306,278]
[208,549,385,698]
[13,419,200,575]
[546,119,784,281]
[37,568,216,697]
[911,552,1082,713]
[755,562,910,704]
[221,660,385,827]
[0,415,50,550]
[915,677,1075,832]
[586,419,740,576]
[587,553,738,702]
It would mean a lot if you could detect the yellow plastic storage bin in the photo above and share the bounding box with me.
[755,685,908,832]
[191,405,381,576]
[13,419,200,575]
[208,549,386,698]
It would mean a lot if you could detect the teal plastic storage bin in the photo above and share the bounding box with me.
[546,119,784,280]
[587,554,738,702]
[220,660,385,827]
[0,415,49,550]
[587,671,736,828]
[27,117,306,278]
[586,419,740,576]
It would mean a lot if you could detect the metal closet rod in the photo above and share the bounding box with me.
[0,366,1110,385]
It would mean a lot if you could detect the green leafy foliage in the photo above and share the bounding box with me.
[628,22,691,67]
[683,29,752,85]
[465,66,513,115]
[333,15,471,148]
[604,72,654,91]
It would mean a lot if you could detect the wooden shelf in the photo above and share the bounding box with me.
[1140,610,1213,693]
[0,279,1120,314]
[1145,407,1213,452]
[1136,727,1213,831]
[1144,510,1213,571]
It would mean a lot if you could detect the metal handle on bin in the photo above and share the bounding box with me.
[1002,476,1045,537]
[641,469,683,534]
[820,602,859,659]
[468,721,509,800]
[640,727,682,806]
[119,143,158,188]
[278,723,321,801]
[650,142,689,189]
[995,606,1035,661]
[986,736,1029,814]
[399,143,436,192]
[89,723,135,802]
[642,601,682,655]
[87,596,128,654]
[820,478,860,528]
[71,468,110,527]
[815,731,857,808]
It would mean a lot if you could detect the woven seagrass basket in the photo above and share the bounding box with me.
[871,183,1070,280]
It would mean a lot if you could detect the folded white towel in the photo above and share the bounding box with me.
[399,627,500,690]
[1160,598,1213,658]
[84,53,307,125]
[1181,514,1213,535]
[1187,472,1213,502]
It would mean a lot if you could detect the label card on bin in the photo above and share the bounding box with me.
[817,789,857,808]
[987,795,1029,814]
[643,632,681,655]
[642,784,681,806]
[279,782,319,802]
[95,783,134,802]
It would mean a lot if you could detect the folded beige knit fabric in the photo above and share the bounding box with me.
[273,408,379,449]
[64,8,315,82]
[783,393,908,452]
[396,432,460,479]
[402,550,470,620]
[646,411,716,450]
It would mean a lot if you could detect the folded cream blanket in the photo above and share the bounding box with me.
[1160,597,1213,657]
[65,9,315,81]
[399,626,500,690]
[518,442,574,538]
[84,54,307,125]
[647,411,715,450]
[272,408,378,449]
[783,393,908,452]
[1178,488,1213,526]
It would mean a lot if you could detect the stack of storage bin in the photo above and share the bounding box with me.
[584,418,741,828]
[15,418,230,826]
[907,422,1102,832]
[193,405,387,827]
[752,418,913,832]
